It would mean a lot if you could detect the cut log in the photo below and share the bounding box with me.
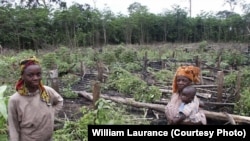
[154,100,235,107]
[75,91,250,125]
[202,76,215,81]
[160,89,212,99]
[75,91,165,113]
[193,85,217,88]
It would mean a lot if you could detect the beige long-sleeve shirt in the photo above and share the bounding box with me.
[165,93,207,125]
[8,86,63,141]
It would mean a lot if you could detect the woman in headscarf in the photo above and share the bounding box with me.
[165,65,207,125]
[8,56,63,141]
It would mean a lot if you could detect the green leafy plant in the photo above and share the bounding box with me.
[152,69,174,84]
[124,62,142,72]
[119,49,137,63]
[54,98,149,141]
[0,85,8,138]
[234,88,250,116]
[106,67,162,102]
[0,85,8,120]
[224,71,237,87]
[222,50,247,67]
[62,86,79,99]
[198,40,208,52]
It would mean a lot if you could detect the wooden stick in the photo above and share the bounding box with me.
[217,71,224,102]
[75,91,250,124]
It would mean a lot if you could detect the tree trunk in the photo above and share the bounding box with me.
[75,91,250,125]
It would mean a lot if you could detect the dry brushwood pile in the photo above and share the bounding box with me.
[54,43,250,125]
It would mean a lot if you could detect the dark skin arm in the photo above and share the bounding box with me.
[169,112,186,125]
[169,113,203,125]
[199,100,205,108]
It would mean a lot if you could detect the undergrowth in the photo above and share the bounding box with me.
[54,98,150,141]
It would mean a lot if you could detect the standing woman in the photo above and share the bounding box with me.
[8,56,63,141]
[165,65,206,125]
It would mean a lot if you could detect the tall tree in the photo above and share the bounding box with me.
[19,0,64,8]
[223,0,244,12]
[189,0,191,17]
[128,2,150,44]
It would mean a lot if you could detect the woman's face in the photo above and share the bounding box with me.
[176,75,192,92]
[22,64,42,89]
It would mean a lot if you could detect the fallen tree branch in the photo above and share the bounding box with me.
[75,91,165,113]
[193,85,217,88]
[75,91,250,124]
[223,112,236,125]
[202,76,215,81]
[154,100,235,107]
[160,89,212,99]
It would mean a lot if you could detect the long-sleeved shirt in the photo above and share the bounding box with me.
[165,93,206,125]
[178,98,200,123]
[8,86,63,141]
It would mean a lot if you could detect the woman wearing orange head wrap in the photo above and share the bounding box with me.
[8,56,64,141]
[165,65,207,125]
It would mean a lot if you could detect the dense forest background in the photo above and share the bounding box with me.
[1,0,250,50]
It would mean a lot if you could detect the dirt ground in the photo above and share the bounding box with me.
[58,97,91,121]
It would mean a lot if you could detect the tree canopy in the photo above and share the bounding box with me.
[0,1,250,49]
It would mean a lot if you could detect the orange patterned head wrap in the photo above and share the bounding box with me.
[15,56,50,105]
[172,65,200,93]
[19,56,40,74]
